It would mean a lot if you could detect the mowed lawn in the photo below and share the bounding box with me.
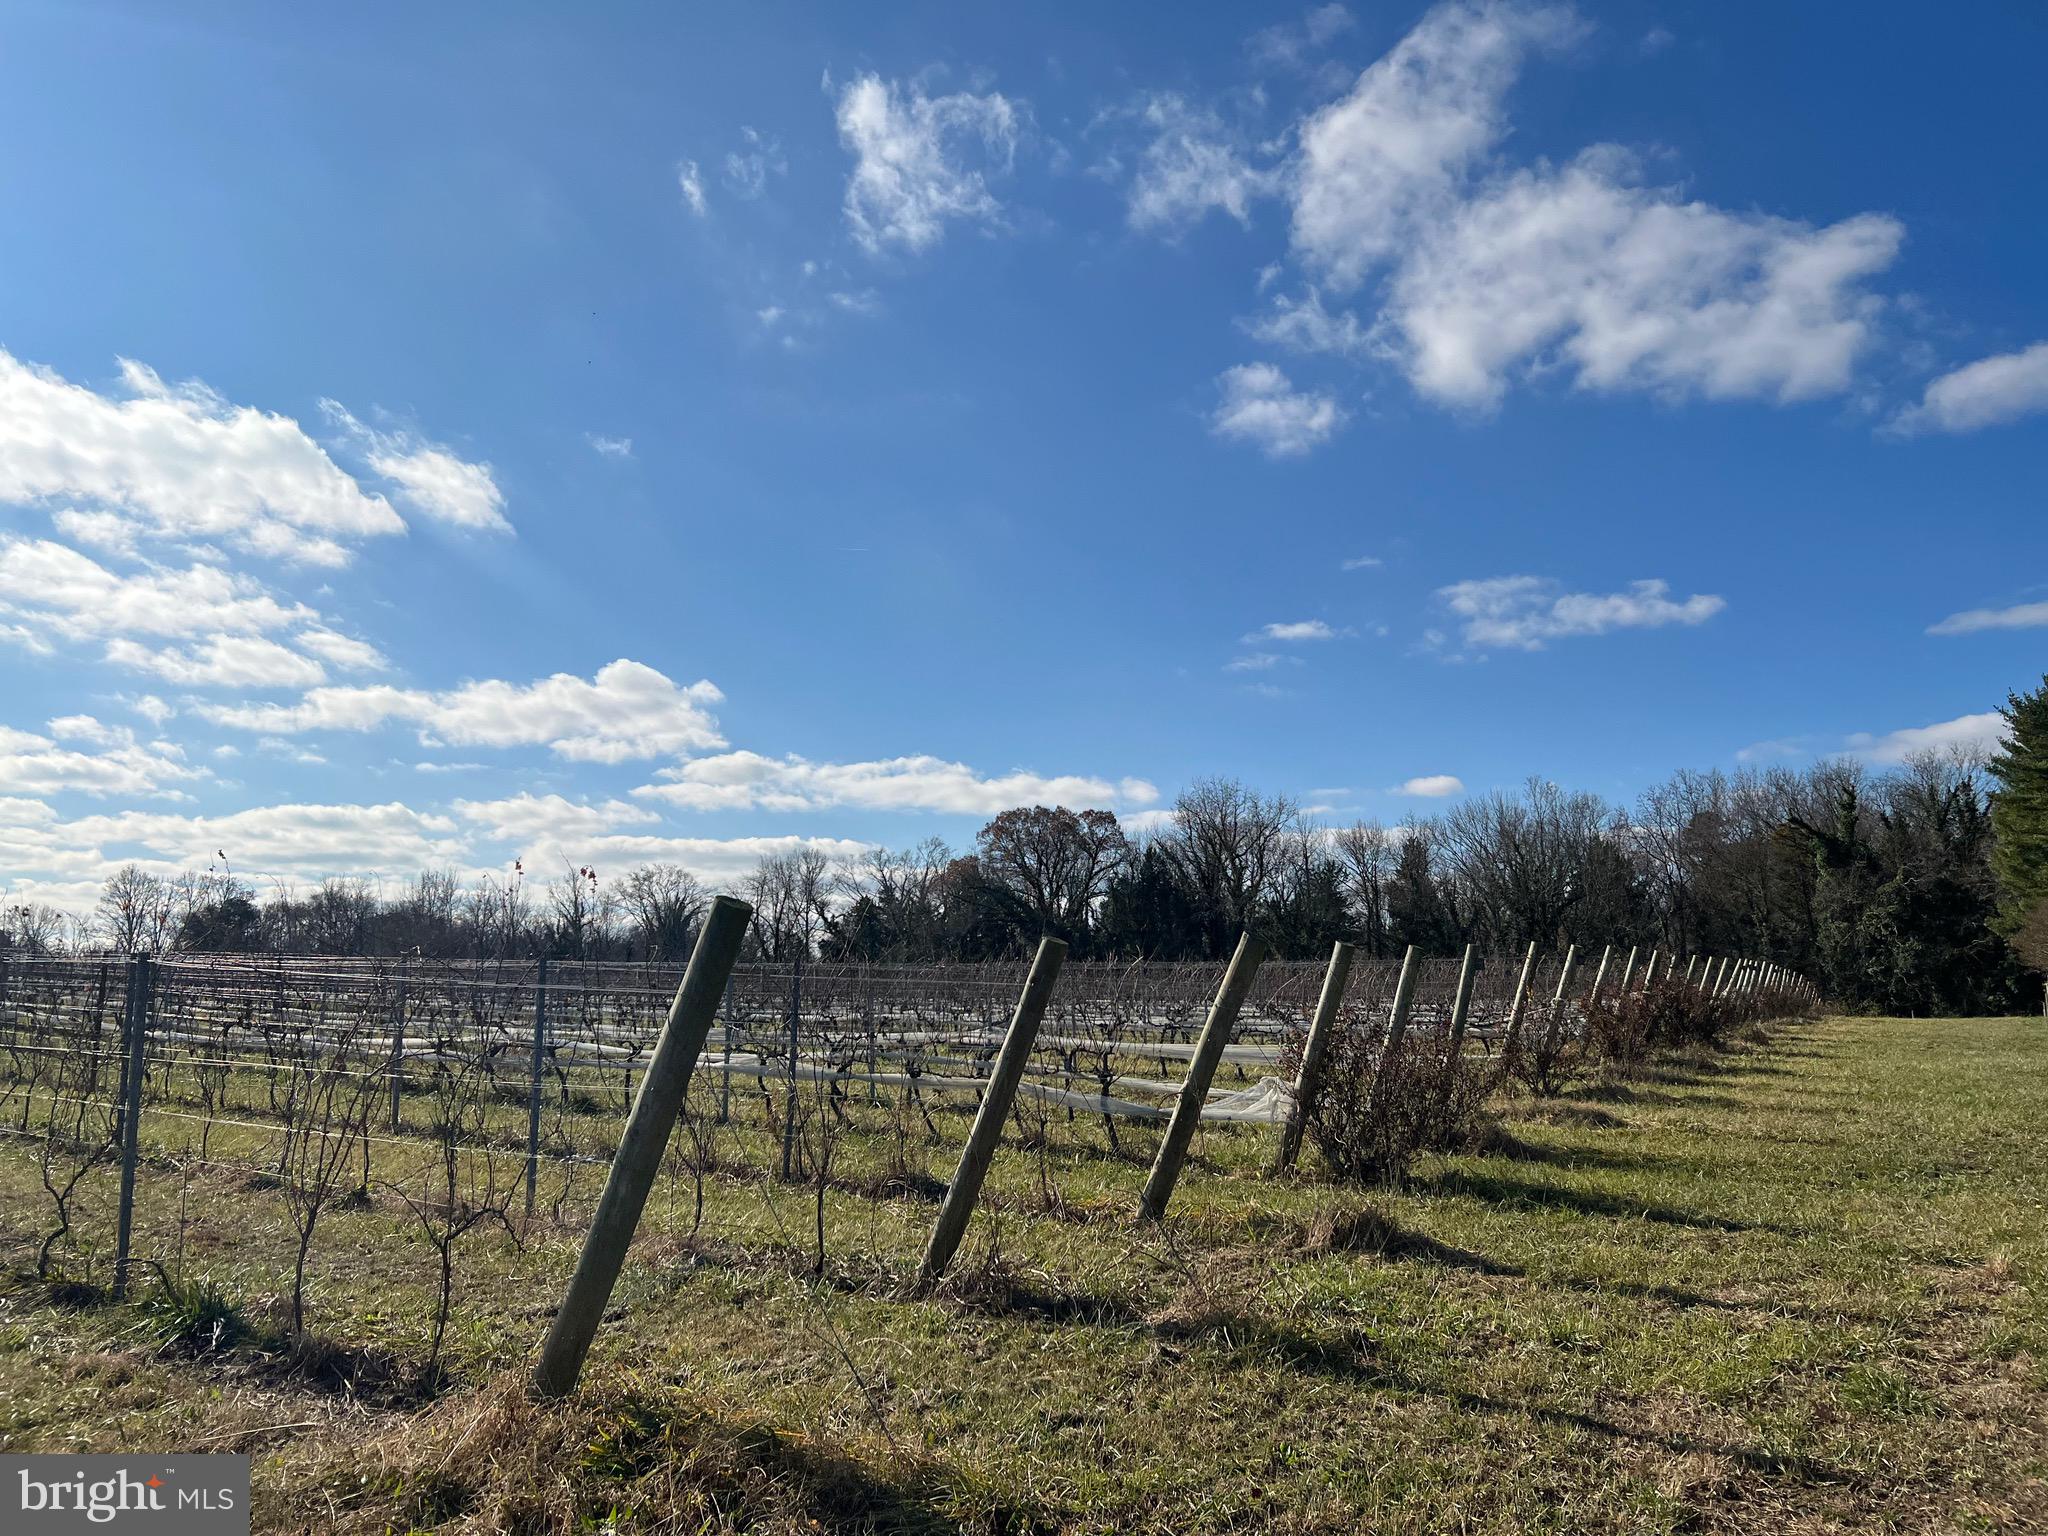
[2,1013,2043,1534]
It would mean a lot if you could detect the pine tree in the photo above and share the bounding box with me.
[1987,675,2048,933]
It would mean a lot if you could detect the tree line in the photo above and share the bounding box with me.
[9,676,2046,1017]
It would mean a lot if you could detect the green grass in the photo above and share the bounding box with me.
[1,1014,2043,1533]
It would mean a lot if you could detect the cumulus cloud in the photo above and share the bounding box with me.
[1209,363,1347,456]
[0,347,402,565]
[197,659,726,762]
[836,73,1020,253]
[1437,575,1723,649]
[1892,341,2048,434]
[1291,0,1580,288]
[634,752,1158,816]
[586,434,635,459]
[1214,1,1904,414]
[1384,149,1902,408]
[0,538,315,643]
[452,793,659,842]
[1927,600,2048,636]
[104,634,328,689]
[0,722,199,797]
[293,627,386,672]
[322,403,511,533]
[1395,773,1465,796]
[1846,711,2009,765]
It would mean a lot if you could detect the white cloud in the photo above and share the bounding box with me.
[1209,363,1347,456]
[586,434,635,459]
[677,159,708,215]
[1291,0,1580,289]
[1893,341,2048,434]
[836,73,1020,253]
[1245,619,1345,642]
[1271,2,1901,412]
[453,793,659,842]
[104,634,328,689]
[0,348,403,563]
[634,751,1158,816]
[1846,711,2008,765]
[828,289,883,316]
[0,538,315,643]
[1386,149,1902,408]
[1395,773,1465,797]
[293,627,387,672]
[51,508,144,558]
[1249,4,1358,71]
[1124,93,1277,234]
[1241,288,1374,359]
[1438,575,1723,649]
[198,659,726,762]
[1928,600,2048,636]
[0,722,199,798]
[1341,554,1383,570]
[723,126,787,199]
[322,403,510,533]
[1225,651,1293,672]
[510,832,873,890]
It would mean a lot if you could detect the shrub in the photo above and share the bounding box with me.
[1300,1018,1440,1185]
[1582,979,1735,1066]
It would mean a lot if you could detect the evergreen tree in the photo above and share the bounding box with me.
[1988,675,2048,934]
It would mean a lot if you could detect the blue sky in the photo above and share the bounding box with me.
[3,0,2045,912]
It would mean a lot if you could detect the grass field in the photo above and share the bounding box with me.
[2,1012,2043,1534]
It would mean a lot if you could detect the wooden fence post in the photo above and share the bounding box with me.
[1274,939,1355,1173]
[389,957,407,1135]
[1362,945,1421,1128]
[918,937,1068,1282]
[112,955,152,1301]
[525,957,549,1219]
[534,896,751,1397]
[1617,945,1639,997]
[1500,941,1539,1056]
[1138,931,1268,1222]
[1584,944,1614,1013]
[1437,943,1479,1116]
[1536,943,1580,1064]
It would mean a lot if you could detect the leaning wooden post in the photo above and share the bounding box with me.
[1274,939,1355,1173]
[1138,931,1268,1222]
[1435,943,1479,1118]
[1499,941,1540,1056]
[918,937,1068,1282]
[1535,943,1580,1066]
[1684,955,1700,987]
[1584,944,1614,1013]
[111,955,152,1302]
[1617,945,1639,997]
[1361,944,1421,1128]
[534,897,752,1398]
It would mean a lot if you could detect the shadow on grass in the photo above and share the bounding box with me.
[1421,1168,1780,1235]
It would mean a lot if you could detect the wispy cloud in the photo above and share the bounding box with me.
[835,73,1021,253]
[1244,619,1348,643]
[1928,599,2048,636]
[1436,575,1723,650]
